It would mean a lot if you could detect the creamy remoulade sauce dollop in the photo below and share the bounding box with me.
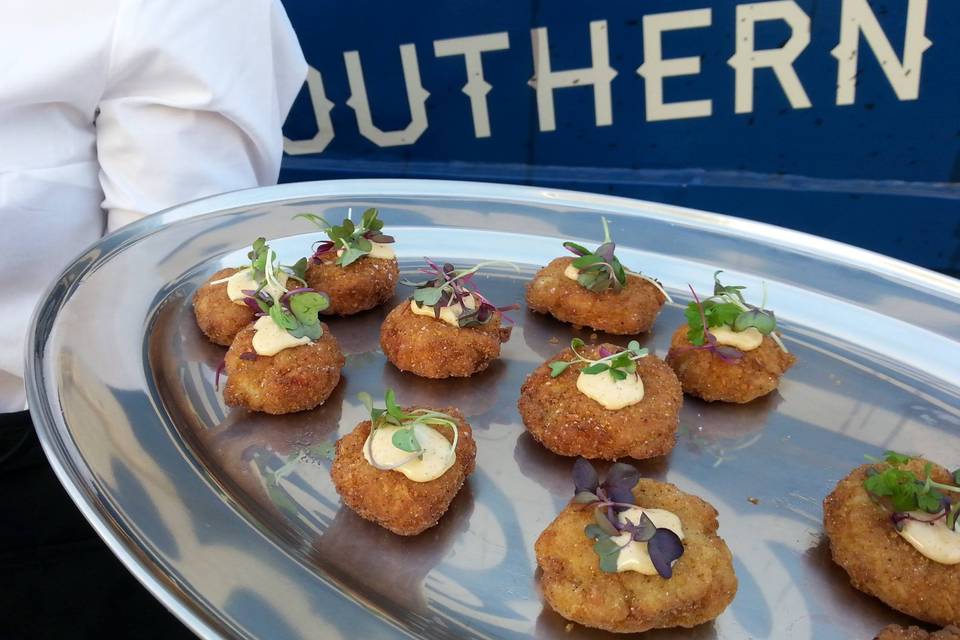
[336,242,395,261]
[563,263,582,282]
[409,293,477,328]
[251,316,311,356]
[609,507,684,574]
[362,424,456,482]
[576,370,644,410]
[709,325,763,351]
[208,267,289,306]
[897,513,960,564]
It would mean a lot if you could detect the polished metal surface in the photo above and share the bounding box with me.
[27,180,960,639]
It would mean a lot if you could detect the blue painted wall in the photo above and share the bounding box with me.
[279,0,960,273]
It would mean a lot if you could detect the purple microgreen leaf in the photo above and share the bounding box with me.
[713,345,744,363]
[573,458,599,494]
[607,485,636,508]
[605,463,640,493]
[628,512,657,542]
[214,359,226,390]
[595,241,616,262]
[598,345,612,358]
[647,528,684,579]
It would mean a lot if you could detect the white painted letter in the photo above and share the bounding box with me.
[728,1,812,114]
[637,9,713,122]
[831,0,931,105]
[434,32,510,138]
[283,66,335,155]
[528,20,618,132]
[344,44,430,147]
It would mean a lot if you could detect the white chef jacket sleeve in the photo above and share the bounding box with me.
[96,0,307,232]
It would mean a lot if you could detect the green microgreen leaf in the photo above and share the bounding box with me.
[573,491,599,504]
[289,292,329,325]
[297,208,392,267]
[582,363,610,374]
[683,273,787,355]
[885,451,912,465]
[549,361,570,377]
[571,254,605,269]
[385,389,404,421]
[594,509,619,536]
[361,389,460,470]
[269,303,297,330]
[338,247,367,267]
[413,286,444,307]
[593,536,621,557]
[552,339,647,382]
[391,428,421,453]
[584,524,606,540]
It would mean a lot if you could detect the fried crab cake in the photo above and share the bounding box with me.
[193,268,255,346]
[665,325,796,403]
[519,343,682,460]
[824,459,960,627]
[535,478,737,633]
[330,407,476,535]
[877,625,960,640]
[223,323,345,415]
[379,300,510,378]
[526,257,666,334]
[305,252,399,316]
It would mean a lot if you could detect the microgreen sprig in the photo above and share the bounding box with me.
[864,451,960,531]
[572,459,684,578]
[682,271,788,356]
[241,245,329,341]
[210,238,308,297]
[401,259,520,328]
[358,390,459,470]
[563,217,628,293]
[549,338,649,381]
[295,207,394,267]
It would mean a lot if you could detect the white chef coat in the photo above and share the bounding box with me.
[0,0,307,411]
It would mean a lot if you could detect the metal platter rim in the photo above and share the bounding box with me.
[24,179,960,640]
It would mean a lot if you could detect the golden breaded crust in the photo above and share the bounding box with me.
[330,407,476,535]
[535,478,737,633]
[526,257,666,334]
[305,253,399,316]
[877,625,960,640]
[223,323,345,415]
[379,300,510,378]
[519,344,681,460]
[193,268,255,346]
[665,325,796,403]
[824,460,960,627]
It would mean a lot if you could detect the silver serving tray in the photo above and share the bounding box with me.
[27,180,960,639]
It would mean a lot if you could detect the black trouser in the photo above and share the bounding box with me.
[1,412,193,639]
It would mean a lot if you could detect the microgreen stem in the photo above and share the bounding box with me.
[626,270,674,304]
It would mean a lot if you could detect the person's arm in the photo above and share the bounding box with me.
[97,0,307,232]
